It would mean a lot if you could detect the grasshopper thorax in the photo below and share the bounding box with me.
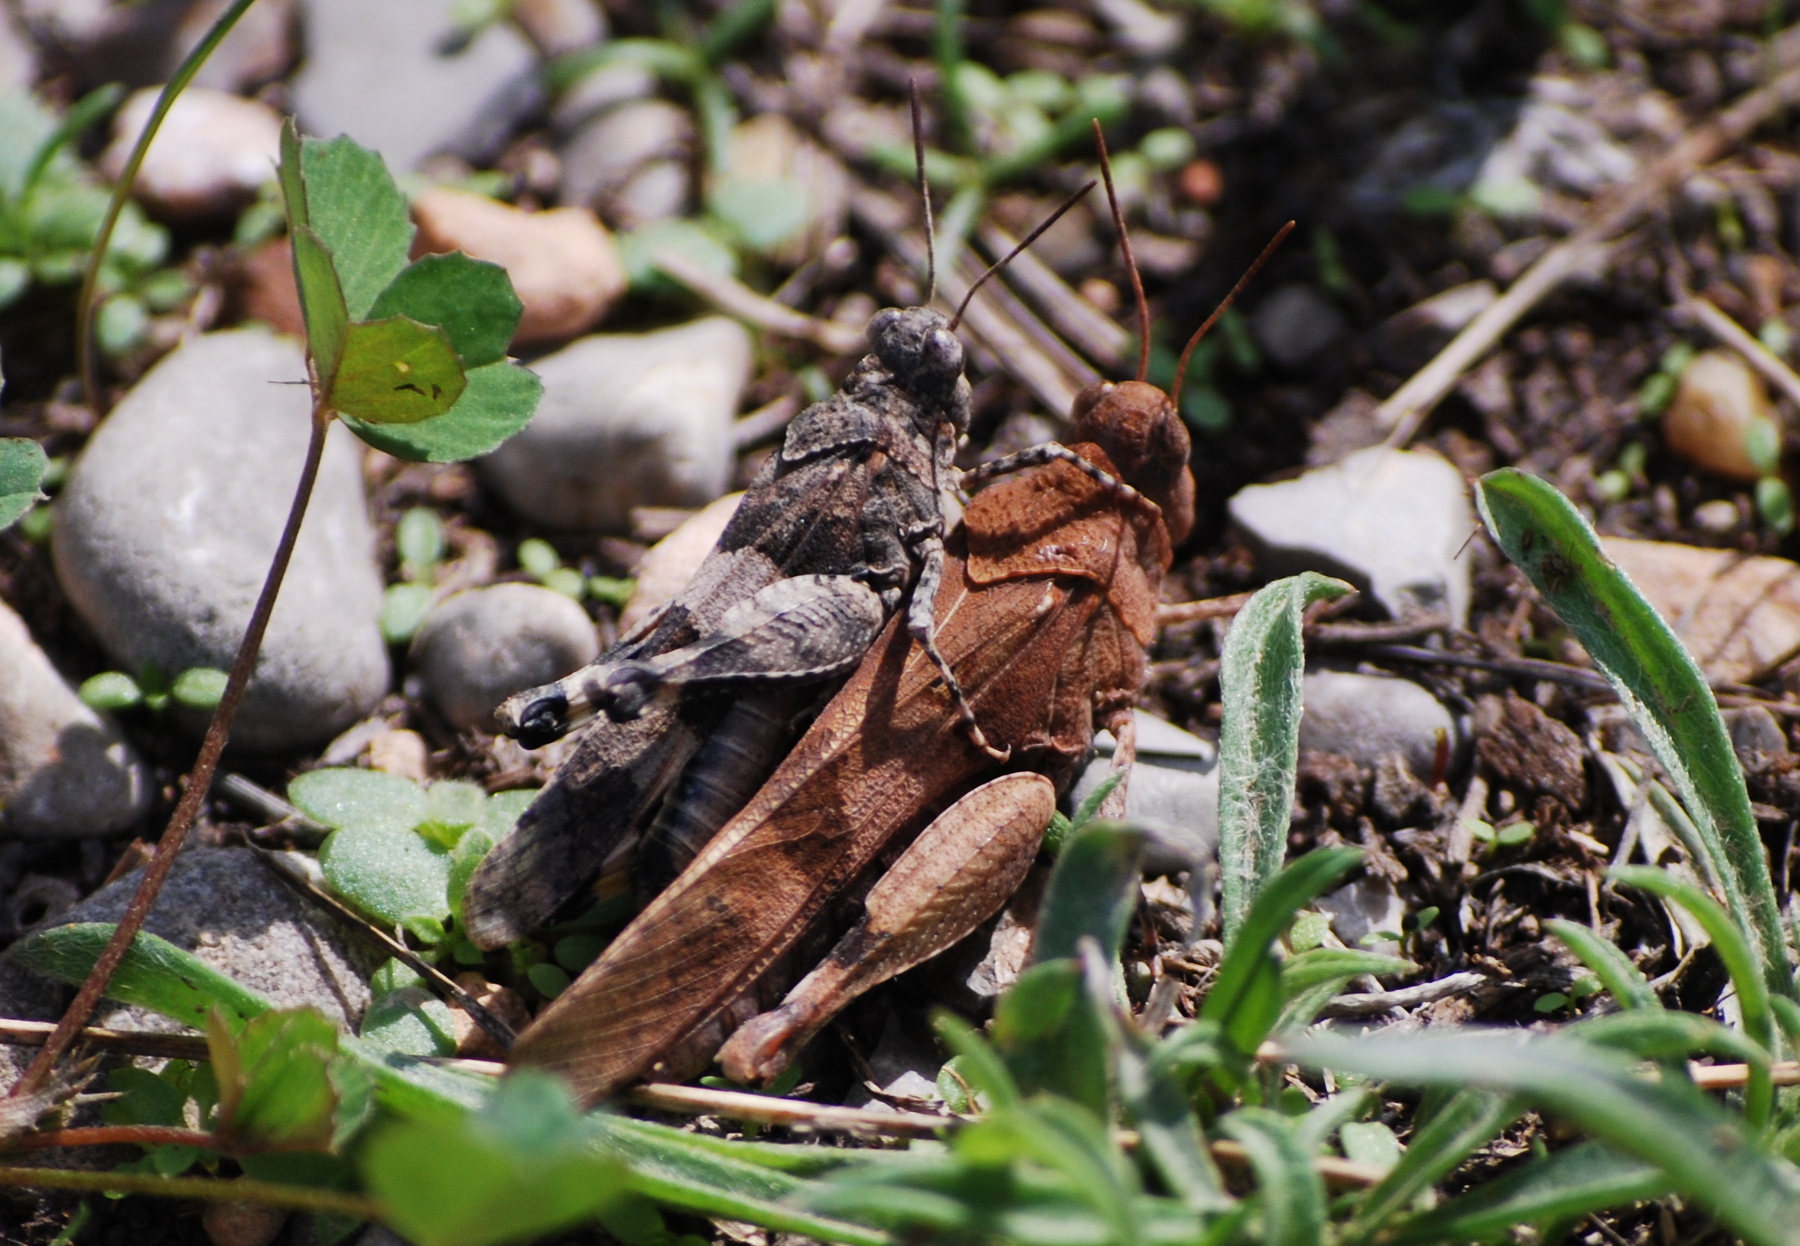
[867,306,970,433]
[1070,379,1195,544]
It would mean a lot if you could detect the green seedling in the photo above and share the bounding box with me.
[381,507,448,643]
[79,664,230,714]
[1637,341,1695,418]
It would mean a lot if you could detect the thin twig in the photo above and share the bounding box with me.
[652,249,865,355]
[12,401,333,1099]
[0,1019,207,1062]
[1684,295,1800,410]
[1154,593,1256,627]
[975,224,1128,368]
[9,1126,219,1154]
[1688,1060,1800,1090]
[252,848,517,1052]
[1368,644,1613,691]
[0,1166,379,1217]
[1375,42,1800,445]
[1319,971,1490,1018]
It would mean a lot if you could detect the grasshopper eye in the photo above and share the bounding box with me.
[923,327,962,376]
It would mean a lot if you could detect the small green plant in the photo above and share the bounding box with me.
[515,536,635,608]
[78,664,231,714]
[0,435,49,532]
[381,507,448,643]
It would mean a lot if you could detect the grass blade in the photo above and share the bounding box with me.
[1345,1088,1518,1244]
[1217,573,1353,940]
[1387,1142,1671,1246]
[1034,822,1144,965]
[1545,919,1658,1011]
[1475,468,1791,1000]
[1219,1109,1325,1246]
[13,922,270,1028]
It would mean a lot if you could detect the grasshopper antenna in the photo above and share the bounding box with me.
[948,180,1097,332]
[910,80,937,305]
[1092,119,1150,383]
[1172,220,1295,411]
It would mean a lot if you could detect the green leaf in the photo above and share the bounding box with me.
[1220,1109,1325,1246]
[991,961,1109,1119]
[1476,468,1792,1000]
[1294,1030,1800,1246]
[289,223,349,387]
[396,507,446,569]
[482,789,537,837]
[320,824,453,926]
[1280,948,1414,1000]
[933,1010,1021,1108]
[0,437,49,531]
[78,670,143,712]
[12,924,269,1029]
[210,1007,339,1149]
[360,986,458,1057]
[707,174,812,253]
[327,317,466,423]
[1387,1142,1671,1246]
[1217,572,1354,940]
[1203,847,1362,1056]
[1032,821,1143,965]
[277,118,309,230]
[298,134,413,320]
[369,252,522,368]
[338,359,542,464]
[1346,1089,1517,1245]
[1545,918,1658,1011]
[362,1071,628,1246]
[448,829,496,927]
[290,767,428,834]
[380,582,434,643]
[1340,1121,1402,1172]
[170,666,228,711]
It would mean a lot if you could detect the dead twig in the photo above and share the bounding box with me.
[1319,971,1490,1019]
[0,1019,208,1062]
[652,248,865,356]
[1155,593,1256,627]
[1377,36,1800,445]
[1683,295,1800,411]
[974,223,1130,369]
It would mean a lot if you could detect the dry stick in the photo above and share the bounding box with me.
[975,223,1129,368]
[651,248,865,355]
[953,252,1100,389]
[0,1019,207,1062]
[0,1167,379,1218]
[1684,295,1800,409]
[1375,49,1800,447]
[11,401,333,1099]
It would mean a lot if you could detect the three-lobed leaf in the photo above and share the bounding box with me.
[368,252,521,369]
[328,317,466,423]
[0,437,48,530]
[210,1006,340,1149]
[338,360,542,463]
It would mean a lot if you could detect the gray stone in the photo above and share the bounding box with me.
[1349,99,1515,219]
[412,584,598,731]
[54,329,389,753]
[0,847,382,1083]
[480,318,752,531]
[0,2,36,93]
[1299,669,1459,781]
[1071,710,1219,875]
[511,0,604,57]
[549,59,656,135]
[0,598,150,839]
[559,98,694,216]
[101,86,281,222]
[292,0,538,173]
[1316,875,1404,948]
[1228,445,1474,626]
[1252,283,1346,369]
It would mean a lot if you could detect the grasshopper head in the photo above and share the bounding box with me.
[1070,379,1195,545]
[868,307,970,433]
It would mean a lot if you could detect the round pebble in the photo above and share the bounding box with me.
[412,584,599,731]
[1664,350,1778,482]
[100,87,281,222]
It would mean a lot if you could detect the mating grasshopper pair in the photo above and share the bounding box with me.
[476,119,1282,1104]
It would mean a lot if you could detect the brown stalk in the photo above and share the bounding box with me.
[948,180,1097,331]
[12,398,334,1099]
[0,1166,378,1217]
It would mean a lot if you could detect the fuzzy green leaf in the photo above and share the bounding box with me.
[210,1007,339,1150]
[1221,1109,1325,1246]
[369,252,522,368]
[1388,1142,1670,1245]
[1346,1088,1517,1244]
[1476,468,1791,999]
[1217,572,1354,940]
[360,986,458,1057]
[1545,918,1658,1011]
[12,924,270,1029]
[1032,820,1143,965]
[338,360,542,464]
[328,317,466,423]
[0,438,49,531]
[992,961,1109,1119]
[289,768,428,835]
[320,825,453,926]
[297,134,412,320]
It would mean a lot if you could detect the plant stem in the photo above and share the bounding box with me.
[11,401,333,1099]
[9,1126,218,1153]
[0,1166,379,1218]
[76,0,262,413]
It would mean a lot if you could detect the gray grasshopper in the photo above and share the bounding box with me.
[463,149,1093,951]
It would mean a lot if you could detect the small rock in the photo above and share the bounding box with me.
[1316,875,1404,948]
[412,584,598,731]
[1472,98,1636,220]
[291,0,539,172]
[1664,350,1778,482]
[367,728,430,783]
[1473,692,1586,814]
[448,971,529,1059]
[1372,280,1498,374]
[411,187,626,348]
[231,237,306,338]
[1604,537,1800,684]
[479,318,752,531]
[1299,670,1459,783]
[1724,705,1789,762]
[1252,284,1346,369]
[619,492,743,633]
[1350,100,1514,218]
[0,848,383,1085]
[54,329,389,752]
[1177,159,1224,207]
[1070,711,1219,874]
[1229,446,1475,626]
[1692,498,1741,534]
[511,0,604,56]
[1371,753,1433,826]
[725,113,850,266]
[203,1202,287,1246]
[549,59,657,134]
[559,98,694,219]
[0,598,150,839]
[101,87,281,222]
[846,1015,943,1111]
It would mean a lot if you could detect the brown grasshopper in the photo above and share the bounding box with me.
[510,146,1285,1103]
[463,114,1094,949]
